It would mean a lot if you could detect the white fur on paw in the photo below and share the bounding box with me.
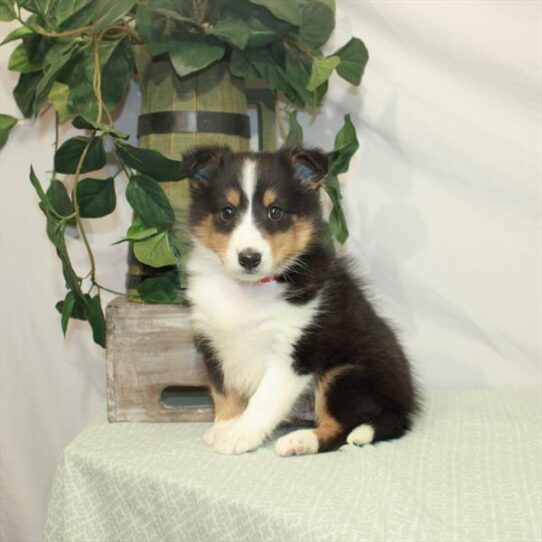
[203,419,237,446]
[212,422,264,455]
[346,424,374,446]
[275,429,319,457]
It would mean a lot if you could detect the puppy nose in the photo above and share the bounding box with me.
[238,249,262,271]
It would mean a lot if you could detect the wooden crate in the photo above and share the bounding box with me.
[106,297,213,423]
[106,297,314,424]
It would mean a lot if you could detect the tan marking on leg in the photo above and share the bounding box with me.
[192,215,230,261]
[210,387,247,421]
[263,188,277,208]
[313,365,357,447]
[264,218,315,268]
[313,416,342,443]
[226,188,241,207]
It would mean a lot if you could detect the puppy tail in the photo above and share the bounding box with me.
[346,412,413,447]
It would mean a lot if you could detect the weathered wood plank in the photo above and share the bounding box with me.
[106,297,213,422]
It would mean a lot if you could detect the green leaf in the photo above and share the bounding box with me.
[13,72,40,117]
[136,271,178,304]
[0,114,17,149]
[0,0,15,21]
[115,142,183,181]
[62,0,135,32]
[114,218,159,245]
[76,177,116,218]
[47,180,74,217]
[48,82,73,122]
[169,39,225,78]
[8,43,42,73]
[55,290,106,349]
[82,39,123,79]
[330,114,359,175]
[328,203,348,244]
[112,217,159,245]
[56,292,86,322]
[318,0,336,15]
[126,217,159,241]
[335,37,368,86]
[135,4,168,48]
[208,18,252,50]
[286,110,303,147]
[100,38,133,114]
[1,25,34,45]
[284,45,313,106]
[242,2,291,48]
[72,116,128,139]
[63,49,96,119]
[306,55,340,91]
[54,136,106,174]
[29,166,50,208]
[248,48,298,104]
[248,0,302,26]
[14,0,42,15]
[133,231,177,267]
[54,0,92,26]
[145,0,195,24]
[61,39,130,119]
[25,34,49,65]
[324,176,348,243]
[126,174,175,227]
[89,0,136,32]
[299,1,335,48]
[85,294,106,348]
[60,290,76,335]
[34,42,78,114]
[229,48,259,79]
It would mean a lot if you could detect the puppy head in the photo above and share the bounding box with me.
[184,145,329,281]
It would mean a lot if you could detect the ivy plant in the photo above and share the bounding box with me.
[0,0,368,347]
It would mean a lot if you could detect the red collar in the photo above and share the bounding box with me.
[259,275,280,284]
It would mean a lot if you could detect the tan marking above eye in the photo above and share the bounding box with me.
[263,188,277,208]
[226,188,241,207]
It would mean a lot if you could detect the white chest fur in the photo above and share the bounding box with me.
[187,244,320,397]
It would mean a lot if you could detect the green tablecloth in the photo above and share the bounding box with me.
[46,389,542,542]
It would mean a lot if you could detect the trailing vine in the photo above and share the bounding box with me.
[0,0,368,347]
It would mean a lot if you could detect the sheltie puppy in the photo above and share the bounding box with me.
[184,146,419,456]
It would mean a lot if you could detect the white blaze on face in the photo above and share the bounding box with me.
[225,159,273,279]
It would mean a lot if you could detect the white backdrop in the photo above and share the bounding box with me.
[1,1,541,541]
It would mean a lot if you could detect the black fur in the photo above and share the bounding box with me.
[289,250,419,449]
[186,145,419,451]
[194,334,225,394]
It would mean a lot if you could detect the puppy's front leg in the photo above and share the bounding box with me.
[213,364,311,455]
[204,387,247,446]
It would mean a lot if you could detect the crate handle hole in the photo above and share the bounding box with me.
[160,386,213,409]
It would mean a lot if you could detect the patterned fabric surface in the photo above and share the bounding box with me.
[45,389,542,542]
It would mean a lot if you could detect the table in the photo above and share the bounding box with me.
[45,389,542,542]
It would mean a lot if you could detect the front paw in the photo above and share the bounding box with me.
[212,422,265,455]
[204,419,238,446]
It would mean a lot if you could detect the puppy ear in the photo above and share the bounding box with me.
[182,146,232,189]
[287,147,329,190]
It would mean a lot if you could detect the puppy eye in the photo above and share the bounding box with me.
[268,205,283,220]
[220,206,236,221]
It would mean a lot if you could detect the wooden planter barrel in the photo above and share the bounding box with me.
[127,58,251,295]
